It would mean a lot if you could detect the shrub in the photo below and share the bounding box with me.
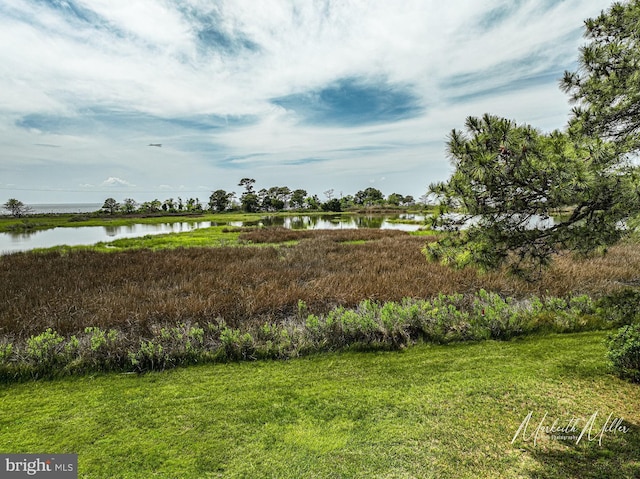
[0,289,633,381]
[25,329,65,366]
[219,327,255,360]
[0,342,13,364]
[596,289,640,327]
[607,324,640,383]
[129,340,167,372]
[471,290,523,340]
[416,294,470,343]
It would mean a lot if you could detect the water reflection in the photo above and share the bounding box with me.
[0,221,215,254]
[253,214,424,230]
[0,215,428,254]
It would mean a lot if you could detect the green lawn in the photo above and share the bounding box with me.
[1,332,638,478]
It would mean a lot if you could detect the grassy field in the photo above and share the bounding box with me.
[1,225,639,476]
[0,331,638,478]
[2,229,640,340]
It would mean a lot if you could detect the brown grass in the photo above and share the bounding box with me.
[238,227,407,243]
[1,229,639,339]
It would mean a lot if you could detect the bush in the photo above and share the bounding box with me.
[596,289,640,327]
[0,290,631,381]
[25,329,65,366]
[607,324,640,383]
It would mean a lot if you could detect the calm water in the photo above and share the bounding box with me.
[28,203,103,214]
[0,214,426,254]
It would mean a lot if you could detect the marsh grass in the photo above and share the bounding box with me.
[2,231,640,340]
[237,227,407,244]
[1,228,640,378]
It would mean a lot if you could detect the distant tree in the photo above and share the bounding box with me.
[140,199,162,213]
[102,197,120,215]
[240,193,259,213]
[261,187,284,211]
[239,178,259,212]
[209,190,234,212]
[323,189,334,200]
[3,198,30,217]
[163,198,176,213]
[239,178,256,193]
[340,194,355,210]
[305,195,321,210]
[290,189,307,209]
[259,186,291,211]
[403,195,415,206]
[188,197,203,211]
[276,186,291,208]
[387,193,404,207]
[121,198,138,214]
[321,198,342,212]
[256,188,269,210]
[355,187,384,206]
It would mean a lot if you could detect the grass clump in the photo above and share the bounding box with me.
[0,290,629,381]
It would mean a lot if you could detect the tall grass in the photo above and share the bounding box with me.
[1,228,640,378]
[2,231,640,339]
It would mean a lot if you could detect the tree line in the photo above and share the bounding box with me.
[2,181,420,218]
[97,179,418,215]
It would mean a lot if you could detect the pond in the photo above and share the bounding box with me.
[0,214,427,254]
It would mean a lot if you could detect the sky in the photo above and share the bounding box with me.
[0,0,614,205]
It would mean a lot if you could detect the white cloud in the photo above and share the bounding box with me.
[101,177,135,187]
[0,0,615,202]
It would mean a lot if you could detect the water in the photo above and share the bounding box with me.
[27,203,103,214]
[0,221,214,254]
[0,214,427,254]
[243,214,424,231]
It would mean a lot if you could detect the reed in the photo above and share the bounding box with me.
[1,230,639,340]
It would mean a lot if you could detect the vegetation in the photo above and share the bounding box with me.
[0,288,625,379]
[1,332,638,478]
[562,0,640,153]
[607,323,640,382]
[1,226,640,379]
[428,0,640,277]
[2,179,425,227]
[2,198,31,218]
[4,230,640,337]
[1,4,639,478]
[427,116,640,277]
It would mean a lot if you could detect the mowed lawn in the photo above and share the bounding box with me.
[0,332,638,478]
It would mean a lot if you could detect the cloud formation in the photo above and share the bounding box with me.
[0,0,613,202]
[101,177,135,187]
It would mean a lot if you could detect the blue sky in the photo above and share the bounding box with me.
[0,0,613,204]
